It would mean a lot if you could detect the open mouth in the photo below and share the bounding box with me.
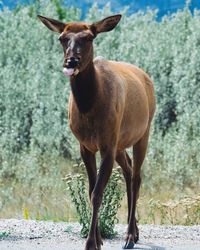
[63,67,80,77]
[63,58,80,77]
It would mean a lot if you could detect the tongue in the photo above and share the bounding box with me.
[63,68,74,77]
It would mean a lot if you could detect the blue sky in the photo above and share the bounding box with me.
[1,0,200,19]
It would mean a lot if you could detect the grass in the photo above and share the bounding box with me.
[0,157,78,222]
[1,183,199,227]
[0,183,77,222]
[0,158,199,226]
[117,188,200,225]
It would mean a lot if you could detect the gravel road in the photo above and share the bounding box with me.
[0,219,200,250]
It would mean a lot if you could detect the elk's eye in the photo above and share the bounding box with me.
[84,36,93,42]
[63,38,69,45]
[86,36,93,42]
[78,37,92,45]
[59,36,69,45]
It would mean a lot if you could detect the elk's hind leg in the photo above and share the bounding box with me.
[116,151,132,224]
[123,127,150,249]
[116,151,135,249]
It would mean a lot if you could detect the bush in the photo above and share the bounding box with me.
[64,165,124,238]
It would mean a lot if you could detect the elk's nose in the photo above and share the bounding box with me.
[66,57,79,68]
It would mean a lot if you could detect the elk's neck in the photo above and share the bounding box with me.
[70,62,98,113]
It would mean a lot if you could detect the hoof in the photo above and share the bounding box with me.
[85,238,101,250]
[134,233,139,243]
[122,241,135,249]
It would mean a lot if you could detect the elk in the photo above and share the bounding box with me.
[38,14,156,250]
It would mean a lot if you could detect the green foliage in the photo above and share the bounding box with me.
[64,165,124,238]
[0,231,10,239]
[64,169,91,237]
[0,0,80,163]
[99,167,123,238]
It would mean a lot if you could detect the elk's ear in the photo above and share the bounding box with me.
[37,15,66,33]
[91,14,121,36]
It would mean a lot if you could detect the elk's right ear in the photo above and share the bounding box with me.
[90,14,122,36]
[37,15,66,33]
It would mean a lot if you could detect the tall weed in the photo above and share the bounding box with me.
[64,165,124,238]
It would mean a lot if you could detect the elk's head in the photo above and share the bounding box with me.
[37,14,121,77]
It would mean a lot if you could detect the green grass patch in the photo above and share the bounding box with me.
[0,231,10,239]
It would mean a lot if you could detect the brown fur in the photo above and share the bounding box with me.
[38,14,156,250]
[64,22,90,32]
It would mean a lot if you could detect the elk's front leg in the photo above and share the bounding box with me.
[80,145,102,248]
[85,148,115,250]
[80,145,97,199]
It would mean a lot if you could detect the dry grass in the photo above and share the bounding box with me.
[118,191,200,225]
[1,186,199,227]
[1,159,199,226]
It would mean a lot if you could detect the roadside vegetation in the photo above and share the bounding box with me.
[64,166,124,238]
[0,231,9,239]
[0,0,199,228]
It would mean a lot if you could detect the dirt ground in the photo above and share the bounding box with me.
[0,219,200,250]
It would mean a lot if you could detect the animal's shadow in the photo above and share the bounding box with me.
[130,241,166,250]
[103,240,166,250]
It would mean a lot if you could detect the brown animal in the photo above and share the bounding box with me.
[38,14,156,250]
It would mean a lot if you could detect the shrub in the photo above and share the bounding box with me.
[64,164,124,238]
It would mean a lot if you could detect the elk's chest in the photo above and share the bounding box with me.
[69,107,101,152]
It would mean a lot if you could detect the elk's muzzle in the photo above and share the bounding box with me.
[65,57,80,69]
[63,57,80,77]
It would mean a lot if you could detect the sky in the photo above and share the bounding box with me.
[1,0,200,19]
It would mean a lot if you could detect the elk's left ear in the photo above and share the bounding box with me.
[37,15,66,33]
[90,14,122,36]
